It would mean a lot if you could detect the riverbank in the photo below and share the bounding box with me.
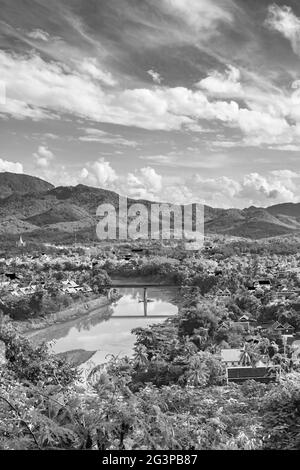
[13,295,112,336]
[24,284,180,364]
[111,276,171,285]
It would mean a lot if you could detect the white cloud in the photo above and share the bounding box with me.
[0,80,6,105]
[237,108,289,138]
[75,57,117,86]
[141,152,228,169]
[0,50,190,129]
[140,155,176,166]
[189,170,300,207]
[162,0,233,32]
[0,51,108,121]
[79,158,118,187]
[0,97,55,121]
[27,29,50,42]
[140,167,162,192]
[194,174,240,205]
[127,167,162,199]
[196,65,242,97]
[0,158,23,173]
[238,172,297,203]
[79,128,137,147]
[32,157,300,208]
[268,144,300,152]
[271,169,299,179]
[1,50,300,147]
[147,69,162,84]
[122,168,300,207]
[33,145,55,168]
[265,4,300,55]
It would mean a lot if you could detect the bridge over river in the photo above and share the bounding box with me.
[111,283,177,288]
[109,283,178,317]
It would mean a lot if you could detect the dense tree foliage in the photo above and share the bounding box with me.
[1,307,300,450]
[1,238,300,449]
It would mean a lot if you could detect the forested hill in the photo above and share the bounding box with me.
[1,172,300,240]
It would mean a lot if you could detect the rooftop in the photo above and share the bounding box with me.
[221,349,242,363]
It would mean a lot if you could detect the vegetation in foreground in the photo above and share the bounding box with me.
[1,237,300,449]
[0,307,300,450]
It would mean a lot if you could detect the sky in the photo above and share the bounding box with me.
[1,0,300,208]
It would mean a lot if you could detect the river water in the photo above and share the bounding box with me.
[30,287,178,365]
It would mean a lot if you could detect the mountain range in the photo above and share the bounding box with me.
[1,171,300,241]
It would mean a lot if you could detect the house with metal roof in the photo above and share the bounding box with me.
[221,349,242,367]
[226,365,281,384]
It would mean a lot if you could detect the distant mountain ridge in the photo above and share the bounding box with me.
[0,172,54,199]
[1,171,300,240]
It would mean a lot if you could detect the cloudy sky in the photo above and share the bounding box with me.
[1,0,300,207]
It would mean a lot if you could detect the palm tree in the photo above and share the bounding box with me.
[239,343,260,367]
[133,345,148,369]
[186,355,209,386]
[239,349,251,366]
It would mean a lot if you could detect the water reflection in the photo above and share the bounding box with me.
[29,287,178,365]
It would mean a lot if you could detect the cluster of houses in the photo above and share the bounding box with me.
[0,250,98,270]
[216,314,296,335]
[216,297,300,382]
[61,279,92,294]
[247,278,272,291]
[220,347,281,384]
[0,274,92,298]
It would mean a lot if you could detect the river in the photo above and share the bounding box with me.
[28,286,178,366]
